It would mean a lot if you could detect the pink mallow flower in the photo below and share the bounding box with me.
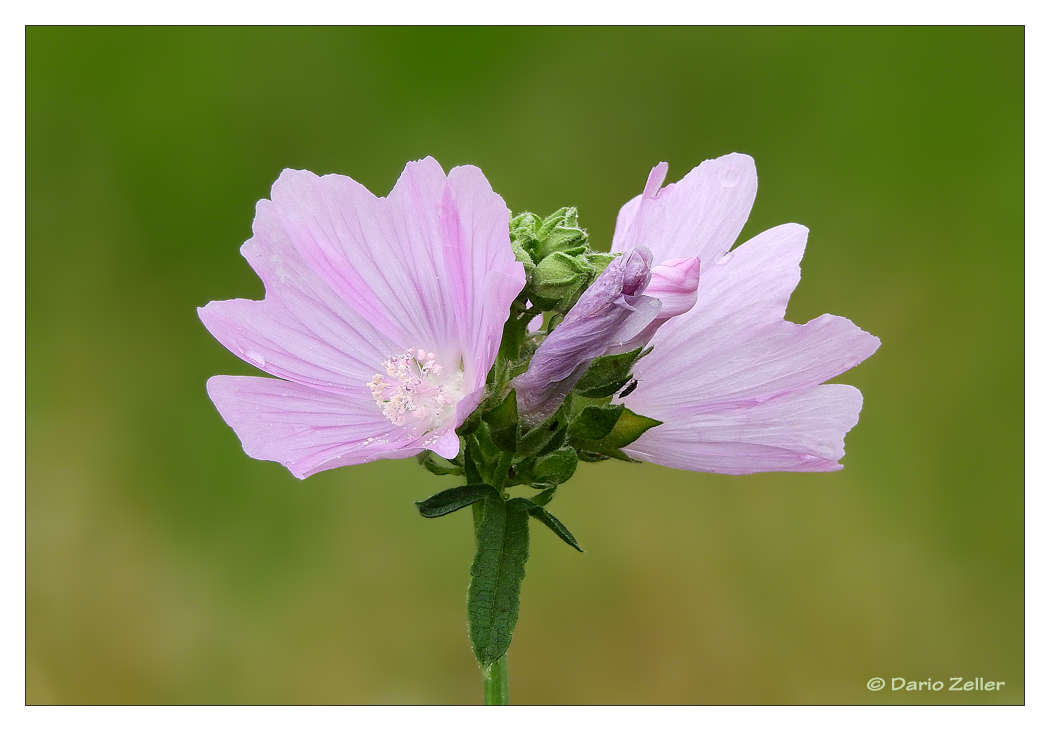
[610,154,880,473]
[199,158,526,478]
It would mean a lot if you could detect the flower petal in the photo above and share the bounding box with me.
[198,199,397,394]
[621,384,864,474]
[623,223,880,412]
[206,375,458,479]
[266,158,524,394]
[611,153,758,266]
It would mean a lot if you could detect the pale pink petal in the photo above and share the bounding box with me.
[267,158,524,395]
[207,375,442,479]
[611,153,758,266]
[198,200,396,393]
[200,159,525,478]
[622,385,863,474]
[647,257,701,318]
[624,223,879,412]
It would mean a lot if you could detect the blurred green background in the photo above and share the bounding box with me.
[26,27,1022,704]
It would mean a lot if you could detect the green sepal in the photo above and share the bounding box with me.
[573,346,648,398]
[529,251,591,310]
[416,484,493,518]
[568,404,626,442]
[521,500,583,552]
[463,434,484,485]
[469,489,531,666]
[570,406,662,457]
[518,397,573,456]
[456,408,481,437]
[482,389,519,453]
[585,251,619,273]
[417,452,465,477]
[533,207,589,260]
[581,447,638,462]
[598,408,662,449]
[532,446,578,486]
[511,239,536,275]
[529,486,557,506]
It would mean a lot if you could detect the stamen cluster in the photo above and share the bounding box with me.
[369,348,454,428]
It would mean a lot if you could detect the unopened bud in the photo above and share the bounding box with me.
[530,251,592,310]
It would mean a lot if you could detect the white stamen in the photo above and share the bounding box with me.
[368,348,464,432]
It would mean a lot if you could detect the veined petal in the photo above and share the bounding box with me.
[200,159,525,478]
[611,153,757,266]
[621,384,864,474]
[198,200,396,393]
[207,375,452,479]
[266,158,524,397]
[623,223,880,412]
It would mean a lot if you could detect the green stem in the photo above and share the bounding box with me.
[482,654,509,705]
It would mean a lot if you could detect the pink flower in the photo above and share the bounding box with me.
[611,155,880,473]
[199,158,526,478]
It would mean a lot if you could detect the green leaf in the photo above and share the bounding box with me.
[568,404,625,442]
[573,347,647,398]
[482,389,519,453]
[469,491,531,666]
[521,500,583,552]
[415,484,493,518]
[532,446,578,485]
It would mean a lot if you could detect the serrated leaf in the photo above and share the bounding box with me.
[573,347,645,398]
[568,404,625,443]
[469,491,531,666]
[482,389,519,453]
[415,484,493,518]
[521,500,583,552]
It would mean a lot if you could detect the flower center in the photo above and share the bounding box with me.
[368,348,463,432]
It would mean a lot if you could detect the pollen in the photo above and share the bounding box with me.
[368,348,462,431]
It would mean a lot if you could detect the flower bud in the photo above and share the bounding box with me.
[513,247,660,423]
[530,251,592,310]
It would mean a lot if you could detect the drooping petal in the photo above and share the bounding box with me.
[621,384,864,474]
[611,153,757,266]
